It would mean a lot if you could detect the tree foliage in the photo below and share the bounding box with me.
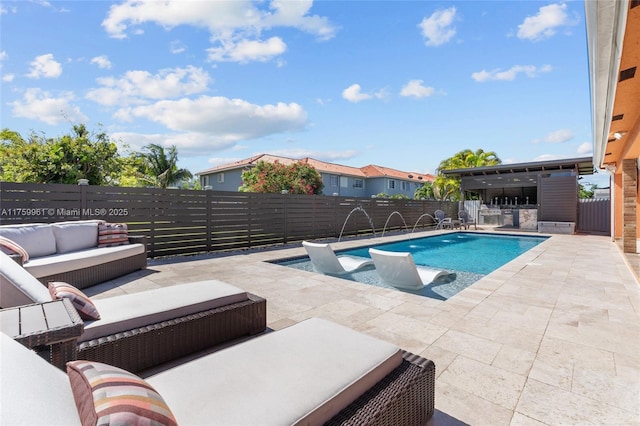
[579,182,598,199]
[414,181,435,200]
[239,160,324,195]
[433,149,501,201]
[0,125,122,185]
[138,144,192,189]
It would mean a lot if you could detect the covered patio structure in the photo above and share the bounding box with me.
[442,157,596,232]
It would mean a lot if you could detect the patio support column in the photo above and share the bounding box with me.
[622,158,637,253]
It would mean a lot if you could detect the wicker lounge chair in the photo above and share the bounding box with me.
[0,250,266,372]
[458,210,477,230]
[434,209,453,229]
[369,248,453,290]
[1,318,435,426]
[303,240,373,274]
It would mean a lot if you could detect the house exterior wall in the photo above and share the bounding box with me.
[200,169,244,191]
[199,168,424,198]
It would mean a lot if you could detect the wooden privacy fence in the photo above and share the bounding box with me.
[0,183,456,258]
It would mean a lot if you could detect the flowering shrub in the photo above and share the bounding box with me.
[239,161,324,195]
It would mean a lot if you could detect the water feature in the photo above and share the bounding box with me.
[381,211,409,237]
[338,206,376,242]
[276,232,548,300]
[411,213,436,234]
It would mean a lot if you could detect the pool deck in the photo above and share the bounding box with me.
[86,229,640,425]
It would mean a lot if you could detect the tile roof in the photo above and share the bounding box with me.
[197,154,434,183]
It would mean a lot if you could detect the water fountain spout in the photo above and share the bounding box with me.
[381,211,409,237]
[338,207,377,242]
[411,213,436,234]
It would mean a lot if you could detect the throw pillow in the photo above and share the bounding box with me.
[48,281,100,321]
[67,360,178,426]
[98,222,130,248]
[0,236,29,262]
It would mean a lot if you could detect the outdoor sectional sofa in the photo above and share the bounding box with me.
[1,318,436,425]
[0,250,267,372]
[0,220,147,289]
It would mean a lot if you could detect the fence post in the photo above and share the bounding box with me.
[206,190,212,253]
[80,184,88,219]
[283,194,288,244]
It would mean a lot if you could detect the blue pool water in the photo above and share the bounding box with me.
[276,232,547,301]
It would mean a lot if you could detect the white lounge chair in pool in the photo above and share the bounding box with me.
[302,241,373,275]
[369,248,453,290]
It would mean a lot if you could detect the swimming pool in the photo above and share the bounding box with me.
[276,232,548,300]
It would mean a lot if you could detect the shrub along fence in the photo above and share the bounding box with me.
[0,182,456,258]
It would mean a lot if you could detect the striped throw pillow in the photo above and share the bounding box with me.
[0,236,29,262]
[67,360,178,426]
[49,281,100,321]
[98,222,130,248]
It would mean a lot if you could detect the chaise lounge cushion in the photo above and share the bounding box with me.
[80,280,249,343]
[23,243,145,279]
[0,332,81,425]
[67,360,177,426]
[0,250,51,308]
[146,317,403,425]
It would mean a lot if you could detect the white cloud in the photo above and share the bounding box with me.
[269,148,358,162]
[517,3,570,41]
[86,66,210,106]
[10,88,87,125]
[533,153,568,162]
[342,84,371,103]
[102,0,337,63]
[116,96,307,141]
[532,129,574,144]
[0,51,7,61]
[170,40,186,54]
[418,7,456,46]
[90,55,112,69]
[471,64,552,82]
[341,84,386,103]
[26,53,62,79]
[207,36,286,63]
[577,142,592,154]
[400,80,435,98]
[111,131,238,156]
[2,73,14,82]
[206,157,243,166]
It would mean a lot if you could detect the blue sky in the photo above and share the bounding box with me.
[0,1,609,187]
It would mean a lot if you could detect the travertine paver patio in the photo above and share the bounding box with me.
[86,229,640,425]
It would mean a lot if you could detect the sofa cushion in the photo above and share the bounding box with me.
[0,333,81,425]
[80,280,248,343]
[67,360,177,426]
[0,224,56,258]
[52,221,100,254]
[146,318,403,426]
[98,222,129,248]
[0,235,29,262]
[0,251,51,308]
[49,281,100,321]
[23,243,145,279]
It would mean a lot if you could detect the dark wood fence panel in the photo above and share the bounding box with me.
[1,182,456,258]
[578,198,610,235]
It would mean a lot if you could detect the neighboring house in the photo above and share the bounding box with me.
[196,154,433,199]
[586,1,640,252]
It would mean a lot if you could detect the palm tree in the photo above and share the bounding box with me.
[433,149,501,201]
[139,144,192,189]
